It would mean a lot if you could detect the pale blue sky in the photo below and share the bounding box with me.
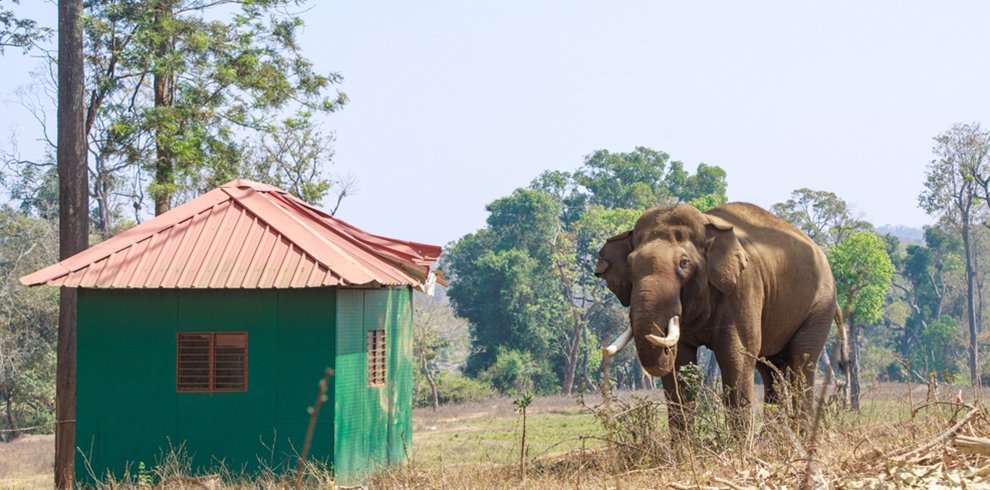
[3,1,990,247]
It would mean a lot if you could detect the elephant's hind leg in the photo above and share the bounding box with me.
[783,308,833,416]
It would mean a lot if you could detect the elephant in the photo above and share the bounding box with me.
[595,202,847,430]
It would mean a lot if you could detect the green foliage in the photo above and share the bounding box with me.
[574,147,727,211]
[0,0,51,54]
[830,232,895,324]
[481,349,543,395]
[513,392,533,412]
[0,207,58,438]
[4,0,349,235]
[412,371,494,408]
[237,116,341,205]
[913,316,963,381]
[771,188,873,250]
[918,123,987,217]
[445,147,729,394]
[917,123,990,384]
[676,363,730,445]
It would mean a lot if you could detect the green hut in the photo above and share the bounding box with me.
[21,179,441,484]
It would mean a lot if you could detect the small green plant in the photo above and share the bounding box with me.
[513,392,533,482]
[136,461,153,487]
[677,363,731,447]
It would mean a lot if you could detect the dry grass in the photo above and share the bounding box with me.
[377,381,990,489]
[5,382,990,488]
[0,434,54,489]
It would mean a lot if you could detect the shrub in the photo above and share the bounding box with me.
[481,348,538,395]
[414,370,494,408]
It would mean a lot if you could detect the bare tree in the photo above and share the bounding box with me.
[56,0,88,487]
[919,123,989,386]
[413,288,469,410]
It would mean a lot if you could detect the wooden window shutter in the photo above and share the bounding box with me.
[367,330,386,386]
[177,333,212,392]
[177,332,247,392]
[213,333,248,392]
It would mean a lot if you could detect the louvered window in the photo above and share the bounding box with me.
[367,330,386,386]
[177,332,248,392]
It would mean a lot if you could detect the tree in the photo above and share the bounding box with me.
[772,188,873,250]
[574,147,728,212]
[413,289,469,410]
[443,190,570,394]
[238,117,356,209]
[890,227,965,380]
[0,0,51,53]
[4,0,350,236]
[445,148,729,395]
[56,0,88,486]
[919,123,989,386]
[0,207,58,443]
[829,232,894,410]
[106,0,348,214]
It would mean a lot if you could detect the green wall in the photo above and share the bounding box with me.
[76,286,415,485]
[333,288,414,485]
[76,288,337,483]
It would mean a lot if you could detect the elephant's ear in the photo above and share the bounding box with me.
[595,230,633,306]
[705,215,749,294]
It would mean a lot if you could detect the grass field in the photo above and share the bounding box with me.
[3,382,990,488]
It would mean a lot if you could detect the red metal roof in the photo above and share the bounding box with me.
[20,179,441,290]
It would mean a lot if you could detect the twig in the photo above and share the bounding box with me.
[954,435,990,457]
[713,476,751,490]
[887,404,978,461]
[295,368,333,490]
[0,424,47,433]
[669,484,720,490]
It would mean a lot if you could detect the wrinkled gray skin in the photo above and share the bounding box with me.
[595,203,838,430]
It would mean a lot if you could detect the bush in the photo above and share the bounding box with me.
[481,348,538,395]
[414,370,494,408]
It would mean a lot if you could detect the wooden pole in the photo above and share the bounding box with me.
[56,0,88,487]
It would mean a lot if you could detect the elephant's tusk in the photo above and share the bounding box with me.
[645,316,680,348]
[602,326,633,357]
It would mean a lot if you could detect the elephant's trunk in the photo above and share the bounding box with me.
[630,288,681,377]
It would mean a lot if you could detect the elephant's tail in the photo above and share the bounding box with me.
[834,304,850,373]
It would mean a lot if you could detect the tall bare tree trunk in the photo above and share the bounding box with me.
[849,323,861,411]
[153,1,175,215]
[421,354,439,411]
[56,0,88,486]
[562,315,581,395]
[3,390,19,440]
[963,225,980,386]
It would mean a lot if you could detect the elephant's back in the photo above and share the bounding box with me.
[707,202,836,340]
[706,202,826,262]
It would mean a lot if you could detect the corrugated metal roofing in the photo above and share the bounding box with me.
[20,179,442,290]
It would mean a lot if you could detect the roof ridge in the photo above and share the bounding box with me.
[20,180,440,289]
[266,194,421,284]
[220,186,415,285]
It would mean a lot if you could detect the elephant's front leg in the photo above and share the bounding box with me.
[660,345,698,439]
[714,330,759,434]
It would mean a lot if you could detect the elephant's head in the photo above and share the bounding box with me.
[595,204,748,377]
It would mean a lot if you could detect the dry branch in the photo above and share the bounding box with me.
[955,435,990,457]
[887,404,979,462]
